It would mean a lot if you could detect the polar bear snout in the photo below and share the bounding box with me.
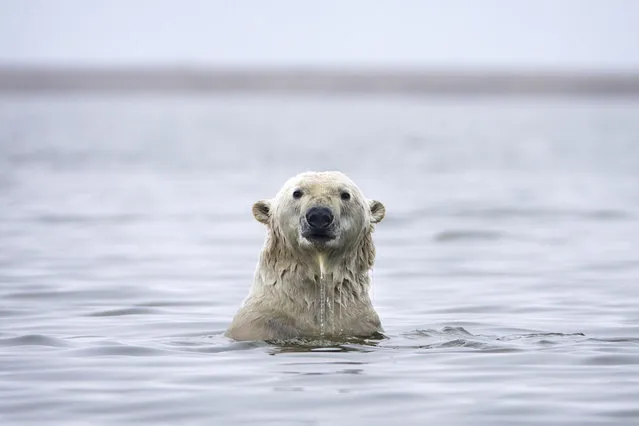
[301,206,337,243]
[306,207,334,231]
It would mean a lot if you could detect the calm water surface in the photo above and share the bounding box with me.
[1,95,639,425]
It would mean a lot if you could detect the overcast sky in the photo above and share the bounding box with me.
[2,0,639,70]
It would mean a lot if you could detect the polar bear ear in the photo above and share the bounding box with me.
[252,200,271,225]
[369,200,385,224]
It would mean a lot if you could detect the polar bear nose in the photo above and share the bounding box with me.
[306,207,334,230]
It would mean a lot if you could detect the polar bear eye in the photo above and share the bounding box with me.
[292,190,303,199]
[340,191,351,201]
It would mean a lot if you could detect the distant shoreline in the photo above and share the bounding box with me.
[2,67,639,96]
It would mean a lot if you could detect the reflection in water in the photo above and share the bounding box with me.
[267,334,385,354]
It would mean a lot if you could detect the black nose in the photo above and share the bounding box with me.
[306,207,334,230]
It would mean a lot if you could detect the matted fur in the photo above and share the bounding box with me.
[225,171,385,341]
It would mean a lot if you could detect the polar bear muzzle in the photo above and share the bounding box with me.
[301,206,336,243]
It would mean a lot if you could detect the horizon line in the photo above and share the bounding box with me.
[2,64,639,75]
[2,66,639,96]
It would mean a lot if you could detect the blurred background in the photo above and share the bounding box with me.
[2,0,639,69]
[1,1,639,425]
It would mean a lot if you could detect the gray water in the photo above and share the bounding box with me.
[1,95,639,425]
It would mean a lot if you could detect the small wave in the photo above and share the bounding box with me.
[384,327,592,352]
[449,207,633,221]
[86,307,163,317]
[406,326,473,338]
[0,308,27,317]
[0,334,71,348]
[581,354,639,366]
[161,332,268,353]
[589,337,639,344]
[381,327,508,351]
[66,344,168,357]
[496,332,586,342]
[28,213,144,224]
[178,341,269,354]
[5,288,139,301]
[137,300,209,308]
[434,229,506,242]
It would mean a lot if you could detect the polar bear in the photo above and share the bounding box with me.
[225,171,385,341]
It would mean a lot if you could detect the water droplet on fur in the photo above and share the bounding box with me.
[318,255,327,338]
[319,277,326,338]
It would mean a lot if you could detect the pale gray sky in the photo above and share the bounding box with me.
[1,0,639,70]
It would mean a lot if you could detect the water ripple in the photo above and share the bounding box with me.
[66,345,169,357]
[0,334,71,348]
[434,229,507,242]
[86,307,164,317]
